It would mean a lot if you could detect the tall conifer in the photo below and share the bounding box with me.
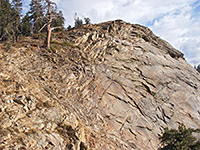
[21,12,31,36]
[0,0,13,41]
[29,0,44,34]
[12,0,22,42]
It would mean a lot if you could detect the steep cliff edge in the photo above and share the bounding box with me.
[0,20,200,150]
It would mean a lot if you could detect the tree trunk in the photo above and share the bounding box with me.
[46,2,52,50]
[46,25,51,50]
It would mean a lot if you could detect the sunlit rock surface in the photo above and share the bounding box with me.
[0,20,200,150]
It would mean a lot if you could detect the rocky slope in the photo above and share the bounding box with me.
[0,20,200,150]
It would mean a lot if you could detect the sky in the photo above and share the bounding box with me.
[22,0,200,66]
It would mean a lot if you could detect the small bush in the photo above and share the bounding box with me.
[32,34,40,39]
[32,33,46,40]
[67,25,72,31]
[41,33,47,40]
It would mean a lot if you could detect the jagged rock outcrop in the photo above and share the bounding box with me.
[0,20,200,150]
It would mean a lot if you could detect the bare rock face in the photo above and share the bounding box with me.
[0,20,200,150]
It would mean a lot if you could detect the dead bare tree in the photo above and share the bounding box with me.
[38,0,63,49]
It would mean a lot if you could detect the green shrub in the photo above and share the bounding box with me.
[32,34,39,39]
[41,33,46,40]
[159,124,200,150]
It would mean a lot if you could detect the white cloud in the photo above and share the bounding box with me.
[56,0,196,24]
[149,3,200,65]
[22,0,200,65]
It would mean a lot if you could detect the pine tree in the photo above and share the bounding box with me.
[0,0,13,41]
[0,0,23,43]
[75,17,83,26]
[57,10,65,27]
[29,0,44,34]
[21,12,31,36]
[159,124,200,150]
[84,17,91,24]
[74,13,83,27]
[51,10,65,32]
[11,0,22,42]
